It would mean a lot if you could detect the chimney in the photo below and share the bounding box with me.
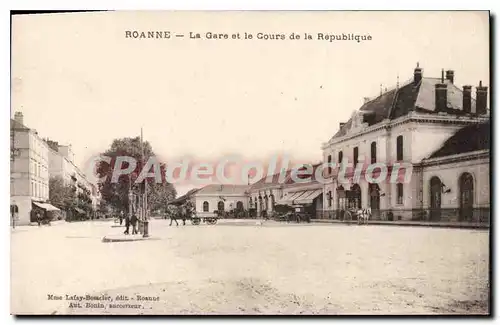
[476,81,488,115]
[14,112,23,125]
[414,62,422,85]
[435,69,448,111]
[339,122,346,128]
[445,70,454,84]
[462,85,472,113]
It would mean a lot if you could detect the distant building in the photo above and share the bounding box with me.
[249,166,323,218]
[10,112,59,225]
[193,184,250,217]
[47,139,100,218]
[321,64,490,222]
[174,166,325,219]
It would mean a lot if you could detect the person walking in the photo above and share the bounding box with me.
[131,214,138,234]
[36,211,42,227]
[119,211,124,225]
[123,214,130,235]
[170,206,179,226]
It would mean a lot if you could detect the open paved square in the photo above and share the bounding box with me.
[11,219,489,315]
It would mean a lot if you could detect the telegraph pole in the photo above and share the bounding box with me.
[141,128,150,238]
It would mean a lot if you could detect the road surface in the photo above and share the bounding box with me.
[11,219,489,315]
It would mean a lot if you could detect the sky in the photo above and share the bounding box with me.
[11,11,489,195]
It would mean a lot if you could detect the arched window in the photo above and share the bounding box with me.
[203,201,209,212]
[371,141,377,163]
[217,201,225,211]
[430,176,442,221]
[327,191,332,207]
[338,151,343,164]
[459,173,474,221]
[396,135,404,161]
[369,183,380,212]
[337,186,346,211]
[349,184,362,209]
[236,201,244,211]
[396,183,404,205]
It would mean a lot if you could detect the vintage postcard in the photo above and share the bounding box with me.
[10,11,490,315]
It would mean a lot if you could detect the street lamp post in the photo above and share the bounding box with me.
[140,128,150,238]
[128,191,135,220]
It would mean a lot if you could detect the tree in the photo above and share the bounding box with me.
[148,177,177,212]
[96,137,176,213]
[49,176,74,210]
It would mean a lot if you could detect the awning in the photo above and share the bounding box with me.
[41,203,60,211]
[32,202,45,209]
[276,191,306,206]
[33,202,61,211]
[74,207,86,214]
[294,189,323,205]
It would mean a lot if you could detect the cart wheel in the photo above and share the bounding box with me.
[191,218,201,225]
[207,218,217,225]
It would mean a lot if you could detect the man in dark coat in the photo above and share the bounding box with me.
[123,214,130,235]
[170,206,179,226]
[183,202,192,226]
[36,211,42,227]
[131,214,138,234]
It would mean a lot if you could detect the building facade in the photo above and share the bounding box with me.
[192,184,250,217]
[10,111,100,225]
[321,64,490,222]
[249,166,324,218]
[10,112,56,225]
[47,139,100,218]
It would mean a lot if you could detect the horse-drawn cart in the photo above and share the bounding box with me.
[341,208,371,225]
[190,213,218,225]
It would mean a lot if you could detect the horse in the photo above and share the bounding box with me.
[357,208,372,225]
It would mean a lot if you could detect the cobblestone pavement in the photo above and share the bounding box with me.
[10,219,490,315]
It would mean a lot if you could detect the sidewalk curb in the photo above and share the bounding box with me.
[101,236,157,243]
[28,220,66,227]
[311,219,489,230]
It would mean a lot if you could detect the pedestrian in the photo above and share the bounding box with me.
[131,214,138,234]
[170,207,179,226]
[36,211,42,227]
[123,214,130,235]
[119,211,123,225]
[182,205,189,226]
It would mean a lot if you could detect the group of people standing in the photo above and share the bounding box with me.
[118,211,139,235]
